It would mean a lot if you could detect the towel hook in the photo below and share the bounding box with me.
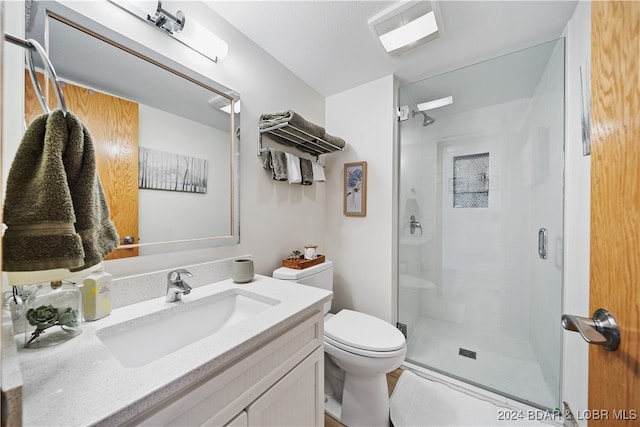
[25,38,68,116]
[4,33,68,116]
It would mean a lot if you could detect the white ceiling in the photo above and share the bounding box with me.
[207,1,578,97]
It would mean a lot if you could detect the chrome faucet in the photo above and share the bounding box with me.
[166,269,193,302]
[409,215,423,236]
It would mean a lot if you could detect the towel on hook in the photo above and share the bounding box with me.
[300,158,313,185]
[286,152,302,184]
[312,162,326,182]
[3,110,120,272]
[263,148,288,181]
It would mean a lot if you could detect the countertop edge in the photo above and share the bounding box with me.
[1,307,23,426]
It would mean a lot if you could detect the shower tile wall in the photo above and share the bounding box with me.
[400,98,534,340]
[398,37,565,411]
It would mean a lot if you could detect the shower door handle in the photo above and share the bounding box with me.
[538,228,548,259]
[561,308,620,351]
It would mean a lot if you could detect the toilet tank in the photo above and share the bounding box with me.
[273,261,333,314]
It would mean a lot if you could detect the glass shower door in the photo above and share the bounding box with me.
[397,39,565,410]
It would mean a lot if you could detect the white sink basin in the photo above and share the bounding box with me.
[96,288,280,368]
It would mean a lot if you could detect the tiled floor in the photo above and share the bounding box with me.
[405,317,556,408]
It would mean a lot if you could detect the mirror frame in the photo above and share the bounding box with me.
[36,8,240,253]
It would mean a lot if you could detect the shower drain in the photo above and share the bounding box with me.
[458,348,477,360]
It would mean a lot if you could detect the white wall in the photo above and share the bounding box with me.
[2,0,25,197]
[3,1,328,280]
[137,104,230,249]
[562,0,591,422]
[325,75,396,323]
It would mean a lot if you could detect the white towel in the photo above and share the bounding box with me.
[285,152,302,184]
[312,162,326,182]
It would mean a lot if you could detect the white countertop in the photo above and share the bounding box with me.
[9,275,332,426]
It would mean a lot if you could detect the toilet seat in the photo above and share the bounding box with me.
[324,309,406,358]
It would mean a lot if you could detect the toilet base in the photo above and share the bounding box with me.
[340,372,390,427]
[324,393,343,423]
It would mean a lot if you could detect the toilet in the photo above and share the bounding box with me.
[273,261,406,427]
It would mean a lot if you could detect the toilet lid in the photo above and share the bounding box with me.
[324,309,405,352]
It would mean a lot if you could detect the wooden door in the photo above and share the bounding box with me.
[25,72,139,258]
[589,1,640,423]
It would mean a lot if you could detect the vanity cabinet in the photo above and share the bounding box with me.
[127,309,324,427]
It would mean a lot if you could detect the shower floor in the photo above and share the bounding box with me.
[405,316,557,410]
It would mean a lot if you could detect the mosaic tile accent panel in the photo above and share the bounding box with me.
[453,152,490,208]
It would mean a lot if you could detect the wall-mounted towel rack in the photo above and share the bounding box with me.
[4,33,68,116]
[258,122,345,158]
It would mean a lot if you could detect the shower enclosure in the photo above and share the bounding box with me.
[397,39,565,410]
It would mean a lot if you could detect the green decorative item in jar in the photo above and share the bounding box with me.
[22,281,83,349]
[24,304,80,348]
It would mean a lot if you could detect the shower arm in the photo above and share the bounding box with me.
[411,110,434,127]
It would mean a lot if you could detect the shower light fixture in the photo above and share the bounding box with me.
[109,1,229,62]
[368,1,443,55]
[417,95,453,111]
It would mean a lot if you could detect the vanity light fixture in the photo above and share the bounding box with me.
[109,0,228,62]
[417,95,453,111]
[368,1,443,56]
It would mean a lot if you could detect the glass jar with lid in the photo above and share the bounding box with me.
[22,280,82,348]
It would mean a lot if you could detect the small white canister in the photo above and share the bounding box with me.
[304,245,318,260]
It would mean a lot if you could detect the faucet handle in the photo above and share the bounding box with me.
[168,269,193,283]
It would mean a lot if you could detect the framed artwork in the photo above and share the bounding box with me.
[343,161,367,216]
[138,147,208,194]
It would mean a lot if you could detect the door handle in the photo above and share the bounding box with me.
[561,308,620,351]
[538,228,548,259]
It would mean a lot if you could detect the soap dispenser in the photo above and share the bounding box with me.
[82,265,112,321]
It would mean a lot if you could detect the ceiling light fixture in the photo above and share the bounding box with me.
[368,1,443,56]
[417,95,453,111]
[109,1,229,62]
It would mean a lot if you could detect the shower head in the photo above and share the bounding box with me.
[412,110,435,126]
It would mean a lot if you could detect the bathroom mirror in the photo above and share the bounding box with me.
[17,6,239,257]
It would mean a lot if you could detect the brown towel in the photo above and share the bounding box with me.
[3,110,119,272]
[300,158,313,186]
[263,148,288,181]
[321,131,346,150]
[259,110,325,138]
